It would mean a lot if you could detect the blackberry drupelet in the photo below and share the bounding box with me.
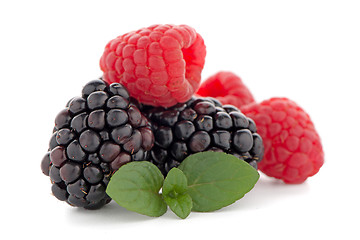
[41,79,154,209]
[144,97,264,175]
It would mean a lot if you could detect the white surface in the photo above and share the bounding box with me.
[1,0,359,239]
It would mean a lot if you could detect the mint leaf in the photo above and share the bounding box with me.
[178,152,259,212]
[164,194,192,219]
[163,168,192,219]
[106,161,167,217]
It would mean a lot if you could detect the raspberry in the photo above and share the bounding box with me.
[41,79,154,209]
[196,71,255,108]
[100,24,206,108]
[242,98,324,184]
[144,97,264,175]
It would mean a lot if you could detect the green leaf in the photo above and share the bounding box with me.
[163,168,192,219]
[106,161,167,217]
[178,152,260,212]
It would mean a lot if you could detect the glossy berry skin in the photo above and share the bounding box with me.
[144,97,264,175]
[100,24,206,107]
[41,79,154,209]
[242,98,324,184]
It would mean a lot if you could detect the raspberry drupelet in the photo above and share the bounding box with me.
[196,71,255,107]
[242,98,324,184]
[100,24,206,108]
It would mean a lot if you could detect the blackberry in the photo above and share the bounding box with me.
[41,79,154,209]
[144,97,264,175]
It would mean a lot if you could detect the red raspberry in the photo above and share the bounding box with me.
[100,24,206,107]
[242,98,324,184]
[196,71,255,107]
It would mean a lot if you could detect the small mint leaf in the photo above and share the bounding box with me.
[178,151,260,212]
[163,194,192,219]
[163,168,192,219]
[106,161,167,217]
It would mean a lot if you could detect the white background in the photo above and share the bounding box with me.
[1,0,359,239]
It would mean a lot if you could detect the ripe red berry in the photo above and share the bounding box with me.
[242,98,324,184]
[196,71,255,107]
[100,24,206,107]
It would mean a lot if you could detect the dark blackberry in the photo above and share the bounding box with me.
[144,97,264,175]
[41,78,154,209]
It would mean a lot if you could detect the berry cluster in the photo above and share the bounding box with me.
[144,97,263,175]
[197,72,324,184]
[42,23,324,210]
[41,79,154,209]
[100,24,206,107]
[242,98,324,184]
